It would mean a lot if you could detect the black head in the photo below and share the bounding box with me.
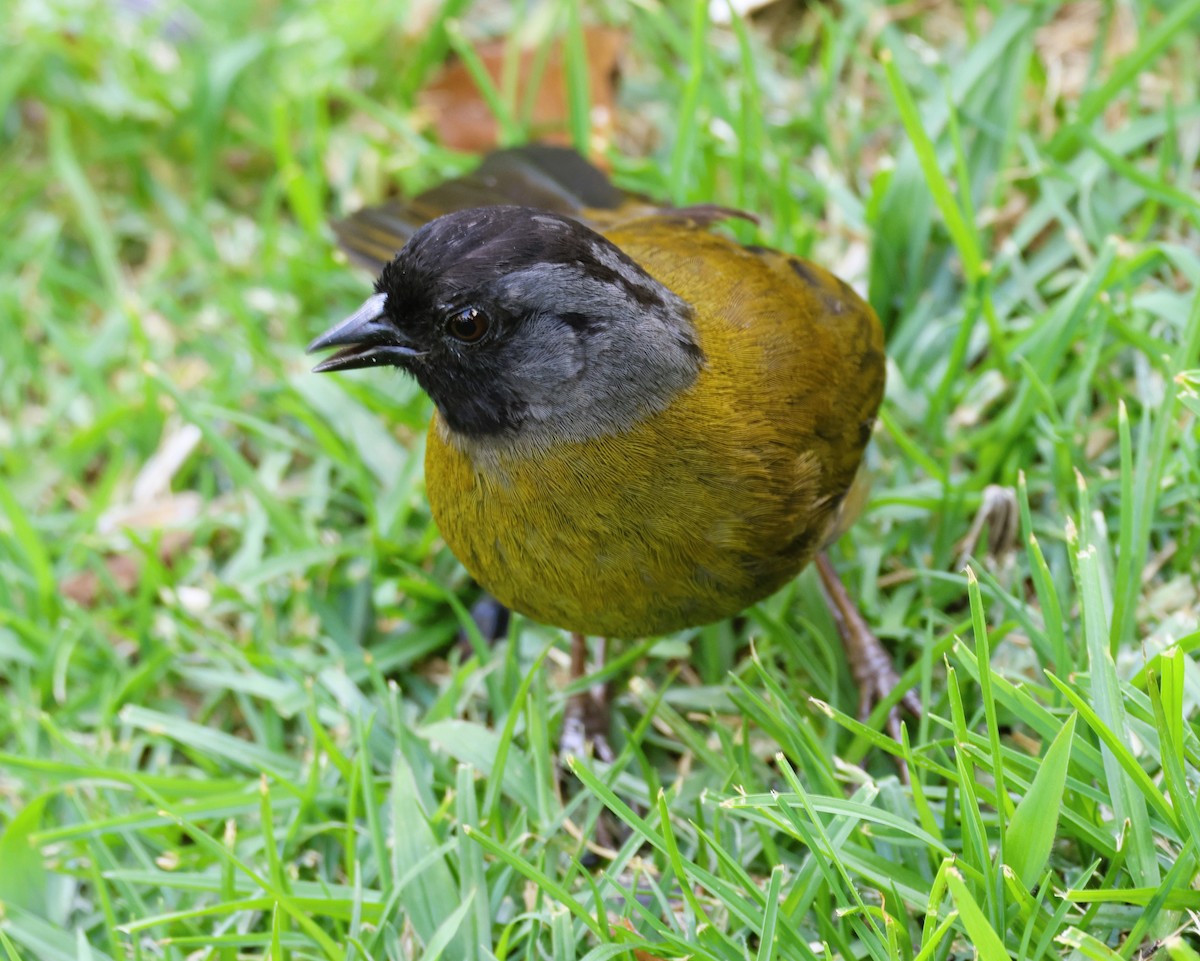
[308,206,701,444]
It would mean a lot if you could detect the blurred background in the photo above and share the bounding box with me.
[1,0,1198,958]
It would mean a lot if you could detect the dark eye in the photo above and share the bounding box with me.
[446,307,489,343]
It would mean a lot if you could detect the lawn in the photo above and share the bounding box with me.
[1,1,1199,959]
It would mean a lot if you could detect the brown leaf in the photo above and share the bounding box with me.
[98,492,204,535]
[60,529,193,608]
[612,919,671,961]
[418,27,625,156]
[1035,2,1137,129]
[709,0,786,24]
[63,419,204,607]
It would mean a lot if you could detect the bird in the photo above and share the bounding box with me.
[308,144,917,757]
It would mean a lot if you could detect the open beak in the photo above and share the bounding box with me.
[307,293,424,372]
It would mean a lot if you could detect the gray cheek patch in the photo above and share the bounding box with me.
[462,261,700,455]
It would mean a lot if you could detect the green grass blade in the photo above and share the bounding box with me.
[1003,713,1077,890]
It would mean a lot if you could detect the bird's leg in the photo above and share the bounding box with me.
[815,552,920,743]
[560,633,615,763]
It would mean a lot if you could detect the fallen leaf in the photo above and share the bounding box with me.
[60,529,193,607]
[130,422,203,506]
[612,916,675,961]
[64,417,207,606]
[1035,1,1137,129]
[709,0,784,25]
[99,492,204,535]
[418,27,625,156]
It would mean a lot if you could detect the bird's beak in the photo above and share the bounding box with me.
[307,293,424,372]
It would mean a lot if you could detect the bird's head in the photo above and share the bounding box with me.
[308,206,702,446]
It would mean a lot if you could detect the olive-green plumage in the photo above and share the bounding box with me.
[426,218,882,636]
[312,146,884,639]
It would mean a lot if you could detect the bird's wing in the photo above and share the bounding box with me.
[332,144,758,271]
[334,145,634,271]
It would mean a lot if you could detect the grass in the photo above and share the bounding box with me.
[1,0,1199,958]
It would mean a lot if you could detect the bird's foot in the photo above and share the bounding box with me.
[559,633,615,763]
[560,690,615,764]
[846,626,922,744]
[815,553,920,746]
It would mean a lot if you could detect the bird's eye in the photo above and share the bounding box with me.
[447,307,489,343]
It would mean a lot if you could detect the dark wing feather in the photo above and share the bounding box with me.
[334,145,632,272]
